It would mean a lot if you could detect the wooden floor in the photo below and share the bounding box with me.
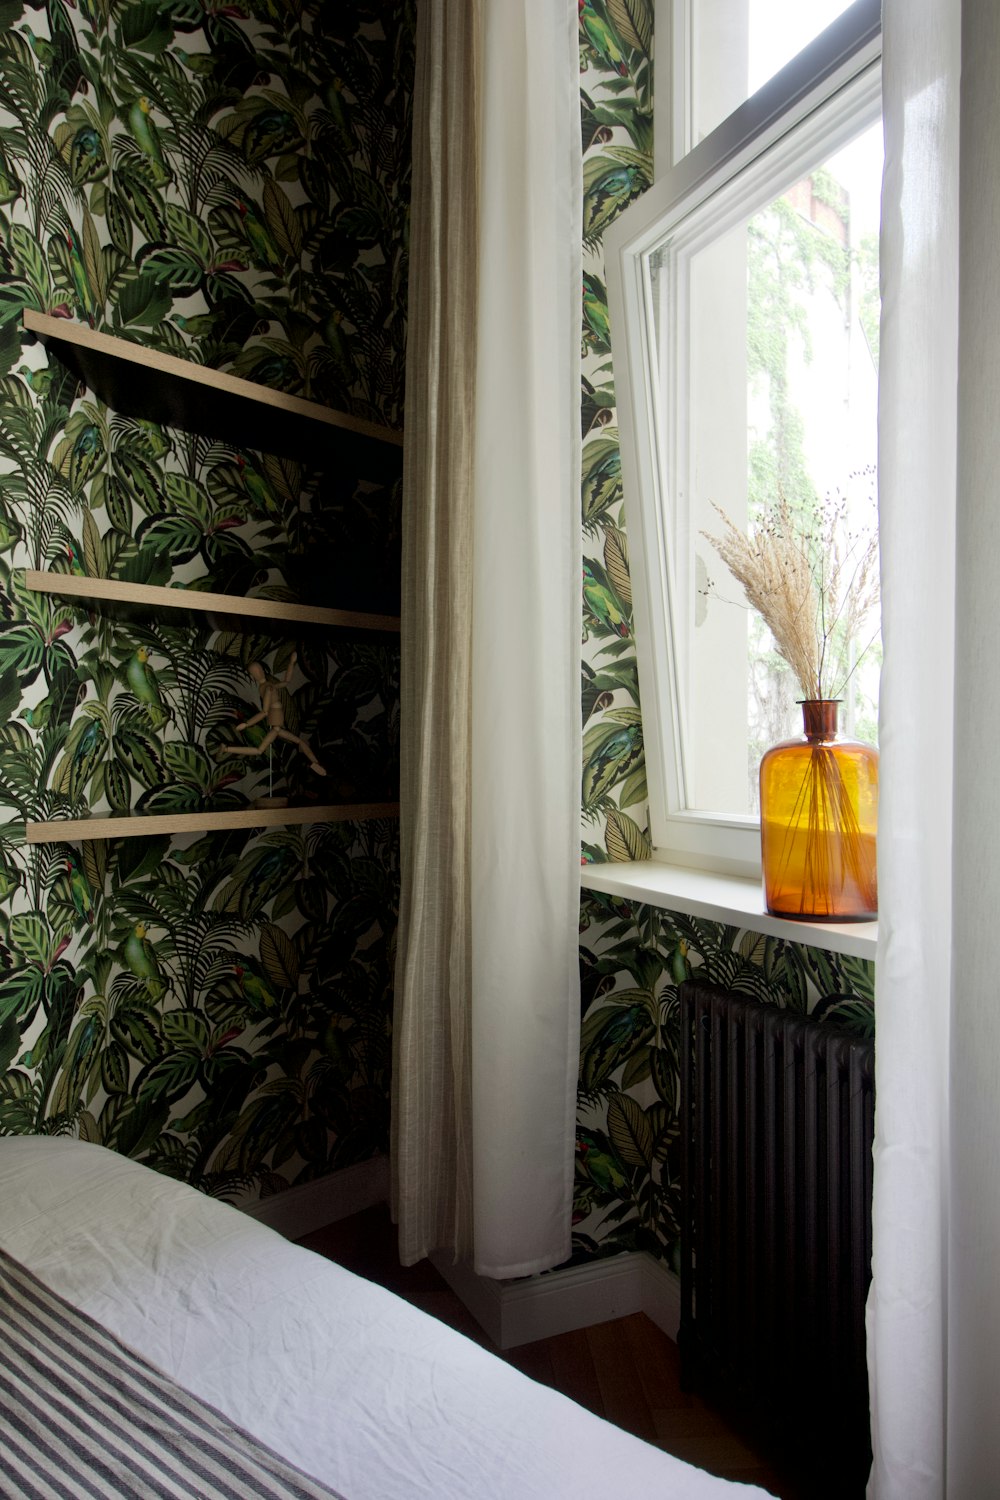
[297,1205,837,1500]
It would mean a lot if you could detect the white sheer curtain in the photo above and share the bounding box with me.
[869,0,959,1491]
[871,0,1000,1494]
[947,3,1000,1491]
[868,0,959,1490]
[392,0,582,1280]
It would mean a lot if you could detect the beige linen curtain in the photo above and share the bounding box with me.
[392,0,582,1279]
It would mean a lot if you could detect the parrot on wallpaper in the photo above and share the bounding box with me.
[64,229,97,326]
[249,354,296,390]
[65,539,86,575]
[20,7,81,94]
[582,721,643,806]
[576,1130,628,1196]
[237,454,281,521]
[67,126,106,185]
[63,1014,100,1075]
[64,717,102,795]
[583,560,630,638]
[25,678,85,731]
[242,108,298,163]
[238,200,284,272]
[174,43,265,92]
[132,419,170,459]
[16,364,54,398]
[579,0,630,77]
[668,939,691,986]
[65,424,103,492]
[18,28,54,66]
[170,311,223,339]
[586,163,645,223]
[582,273,612,354]
[237,846,298,916]
[173,49,217,76]
[126,646,168,726]
[124,922,164,999]
[586,445,622,490]
[583,446,623,523]
[321,310,357,390]
[233,963,278,1016]
[21,697,51,729]
[64,852,94,925]
[127,97,171,184]
[586,1004,651,1078]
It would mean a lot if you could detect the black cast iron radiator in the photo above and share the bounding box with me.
[678,978,875,1485]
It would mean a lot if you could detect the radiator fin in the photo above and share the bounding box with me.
[678,979,875,1488]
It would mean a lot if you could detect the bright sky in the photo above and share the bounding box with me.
[748,0,853,91]
[827,123,883,240]
[750,0,882,240]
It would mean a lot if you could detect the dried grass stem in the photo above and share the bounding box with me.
[701,491,879,702]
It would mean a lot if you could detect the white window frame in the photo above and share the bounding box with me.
[605,0,882,879]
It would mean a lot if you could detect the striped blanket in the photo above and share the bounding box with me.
[0,1247,347,1500]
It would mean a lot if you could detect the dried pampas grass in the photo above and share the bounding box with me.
[702,487,879,702]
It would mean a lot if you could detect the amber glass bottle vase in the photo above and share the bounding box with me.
[759,699,878,920]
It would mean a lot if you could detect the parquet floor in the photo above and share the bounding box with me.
[297,1205,835,1500]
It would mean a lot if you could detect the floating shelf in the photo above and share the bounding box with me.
[25,801,400,844]
[26,570,401,635]
[22,310,404,475]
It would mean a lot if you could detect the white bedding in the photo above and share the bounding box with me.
[0,1138,771,1499]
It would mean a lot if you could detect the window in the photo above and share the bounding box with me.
[606,0,882,877]
[668,0,864,159]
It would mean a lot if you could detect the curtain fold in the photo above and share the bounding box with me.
[391,0,478,1267]
[947,1,1000,1491]
[868,0,960,1494]
[392,0,582,1279]
[469,0,583,1281]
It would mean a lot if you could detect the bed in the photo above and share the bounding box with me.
[0,1137,772,1499]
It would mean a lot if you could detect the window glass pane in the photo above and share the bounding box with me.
[688,0,857,149]
[651,118,882,818]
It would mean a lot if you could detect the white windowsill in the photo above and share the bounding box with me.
[579,858,878,961]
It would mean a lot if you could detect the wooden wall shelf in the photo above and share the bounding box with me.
[26,570,401,635]
[22,310,404,475]
[20,314,402,852]
[25,802,400,844]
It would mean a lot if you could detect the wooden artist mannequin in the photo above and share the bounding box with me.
[224,653,326,776]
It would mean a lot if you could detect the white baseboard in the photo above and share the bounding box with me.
[430,1250,507,1343]
[240,1155,389,1240]
[637,1252,682,1341]
[431,1247,680,1351]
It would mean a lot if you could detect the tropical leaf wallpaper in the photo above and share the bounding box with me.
[574,890,875,1266]
[0,0,410,1204]
[574,0,876,1268]
[0,0,874,1270]
[580,0,652,870]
